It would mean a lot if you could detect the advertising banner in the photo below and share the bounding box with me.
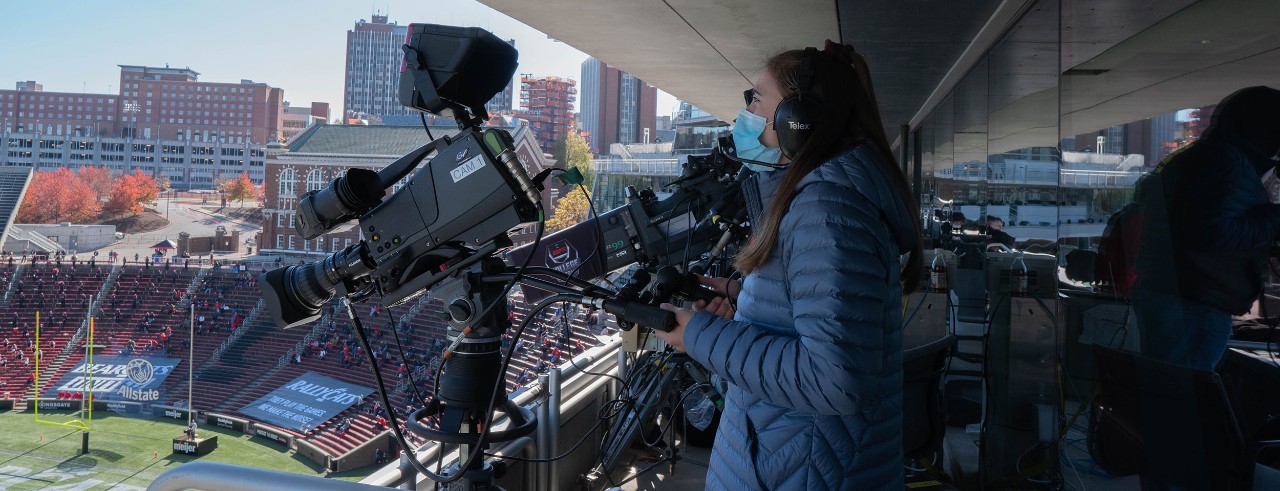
[42,356,180,405]
[507,218,606,302]
[238,372,372,432]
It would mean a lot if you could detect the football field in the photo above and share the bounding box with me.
[0,410,373,490]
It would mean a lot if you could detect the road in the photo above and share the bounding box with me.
[98,197,263,262]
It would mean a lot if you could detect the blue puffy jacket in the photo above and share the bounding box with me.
[684,143,916,490]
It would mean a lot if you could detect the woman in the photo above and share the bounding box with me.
[655,41,922,490]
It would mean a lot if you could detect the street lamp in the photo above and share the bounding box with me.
[123,102,139,139]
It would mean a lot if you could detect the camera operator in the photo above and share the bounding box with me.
[1133,86,1280,370]
[986,215,1016,248]
[654,40,922,490]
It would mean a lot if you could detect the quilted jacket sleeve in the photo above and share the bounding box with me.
[684,181,891,415]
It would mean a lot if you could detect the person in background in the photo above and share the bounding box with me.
[986,215,1017,248]
[655,40,922,490]
[1133,86,1280,370]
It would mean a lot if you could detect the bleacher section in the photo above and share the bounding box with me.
[0,260,110,399]
[0,166,33,252]
[95,264,200,358]
[0,260,620,469]
[159,268,263,403]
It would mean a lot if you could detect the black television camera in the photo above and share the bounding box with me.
[510,137,751,324]
[259,25,548,489]
[260,25,541,329]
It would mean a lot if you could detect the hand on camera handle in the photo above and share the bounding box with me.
[655,290,736,352]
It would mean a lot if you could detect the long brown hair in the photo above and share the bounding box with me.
[733,45,923,293]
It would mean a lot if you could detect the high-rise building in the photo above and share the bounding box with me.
[1,66,285,144]
[484,39,517,117]
[520,75,576,153]
[343,14,411,121]
[579,58,657,155]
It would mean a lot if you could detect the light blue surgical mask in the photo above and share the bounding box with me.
[732,108,783,172]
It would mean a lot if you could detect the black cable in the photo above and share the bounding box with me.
[901,275,933,328]
[681,200,696,271]
[640,382,708,448]
[345,299,452,483]
[420,113,434,141]
[482,398,617,463]
[384,306,431,408]
[566,349,626,385]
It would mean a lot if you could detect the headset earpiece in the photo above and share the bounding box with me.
[774,47,823,160]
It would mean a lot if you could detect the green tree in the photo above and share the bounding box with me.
[551,131,594,188]
[564,131,593,188]
[545,188,593,233]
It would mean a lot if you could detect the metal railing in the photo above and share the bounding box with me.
[590,158,681,176]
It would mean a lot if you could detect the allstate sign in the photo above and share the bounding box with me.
[43,356,180,403]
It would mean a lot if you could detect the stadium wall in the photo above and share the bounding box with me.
[295,438,330,469]
[330,430,394,472]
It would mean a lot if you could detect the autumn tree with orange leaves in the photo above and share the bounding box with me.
[104,170,160,216]
[77,166,115,202]
[220,172,260,207]
[16,168,102,223]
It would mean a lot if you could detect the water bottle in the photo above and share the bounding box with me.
[930,249,948,293]
[1011,252,1029,295]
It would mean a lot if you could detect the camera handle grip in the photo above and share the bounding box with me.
[602,299,677,332]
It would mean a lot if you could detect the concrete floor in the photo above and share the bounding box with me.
[603,440,710,491]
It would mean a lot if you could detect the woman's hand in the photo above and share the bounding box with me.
[653,297,735,351]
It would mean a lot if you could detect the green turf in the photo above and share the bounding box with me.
[0,410,375,490]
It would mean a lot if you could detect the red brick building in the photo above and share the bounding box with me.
[1,81,120,136]
[579,58,658,155]
[117,65,284,144]
[1,66,285,145]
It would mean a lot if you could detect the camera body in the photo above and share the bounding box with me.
[260,24,539,329]
[361,128,538,307]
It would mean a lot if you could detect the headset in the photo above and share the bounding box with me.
[773,47,823,160]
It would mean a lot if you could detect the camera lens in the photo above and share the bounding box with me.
[259,245,374,328]
[315,168,383,220]
[296,168,384,240]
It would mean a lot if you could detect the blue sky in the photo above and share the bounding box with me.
[0,0,678,118]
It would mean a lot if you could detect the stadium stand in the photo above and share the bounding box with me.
[0,258,618,468]
[0,167,33,254]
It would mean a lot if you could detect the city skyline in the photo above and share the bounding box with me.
[0,0,679,121]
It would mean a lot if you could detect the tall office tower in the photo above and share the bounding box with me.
[520,75,577,153]
[484,39,517,117]
[579,57,657,155]
[343,14,411,120]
